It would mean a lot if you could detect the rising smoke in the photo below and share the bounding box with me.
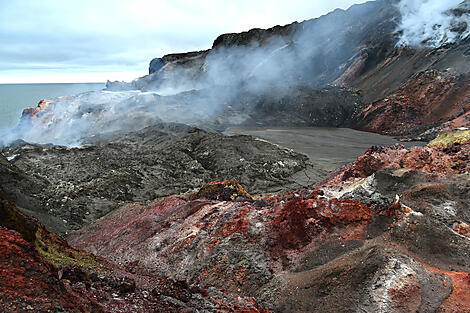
[6,0,463,147]
[4,0,370,146]
[396,0,470,47]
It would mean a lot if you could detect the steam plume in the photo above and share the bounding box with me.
[396,0,470,47]
[1,1,394,146]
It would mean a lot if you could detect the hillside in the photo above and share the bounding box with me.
[2,0,470,312]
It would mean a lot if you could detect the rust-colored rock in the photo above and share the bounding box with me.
[353,71,470,139]
[0,194,270,312]
[0,226,101,313]
[320,141,470,186]
[21,99,51,119]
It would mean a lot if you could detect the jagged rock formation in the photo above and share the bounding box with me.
[0,193,269,312]
[69,137,470,313]
[1,123,310,235]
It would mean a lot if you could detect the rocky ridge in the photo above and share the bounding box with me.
[0,193,269,312]
[1,123,311,235]
[2,0,470,311]
[68,132,470,312]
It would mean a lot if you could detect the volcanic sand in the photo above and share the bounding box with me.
[225,127,424,187]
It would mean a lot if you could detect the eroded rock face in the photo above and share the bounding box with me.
[0,194,270,313]
[352,71,470,140]
[149,57,167,74]
[319,141,470,187]
[0,226,101,313]
[68,140,470,313]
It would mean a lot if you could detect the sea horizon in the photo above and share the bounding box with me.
[0,82,105,131]
[0,82,105,85]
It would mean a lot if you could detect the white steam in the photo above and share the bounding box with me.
[2,89,217,146]
[1,0,407,146]
[396,0,470,47]
[2,24,331,146]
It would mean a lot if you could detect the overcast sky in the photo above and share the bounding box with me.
[0,0,369,84]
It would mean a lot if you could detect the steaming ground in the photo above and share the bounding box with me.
[396,0,470,47]
[6,0,470,147]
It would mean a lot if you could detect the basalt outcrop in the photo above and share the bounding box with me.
[1,123,310,235]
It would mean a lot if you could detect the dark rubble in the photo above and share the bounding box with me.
[1,124,310,235]
[68,138,470,312]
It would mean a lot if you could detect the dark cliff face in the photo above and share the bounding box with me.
[133,0,470,139]
[143,0,399,88]
[103,1,400,137]
[148,57,167,74]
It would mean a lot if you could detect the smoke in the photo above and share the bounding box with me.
[2,0,388,146]
[396,0,470,47]
[2,89,219,146]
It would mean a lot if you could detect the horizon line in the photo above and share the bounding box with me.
[0,82,106,85]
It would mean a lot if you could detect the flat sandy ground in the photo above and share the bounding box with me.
[225,127,424,188]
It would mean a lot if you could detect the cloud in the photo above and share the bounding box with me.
[0,0,367,83]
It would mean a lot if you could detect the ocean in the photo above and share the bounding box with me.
[0,83,105,131]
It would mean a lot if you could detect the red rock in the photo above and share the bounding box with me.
[353,71,470,137]
[320,142,470,186]
[0,194,270,312]
[21,99,51,119]
[0,226,101,313]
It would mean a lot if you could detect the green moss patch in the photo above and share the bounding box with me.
[428,129,470,148]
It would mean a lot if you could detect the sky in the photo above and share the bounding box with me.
[0,0,369,84]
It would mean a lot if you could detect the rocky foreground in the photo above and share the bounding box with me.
[2,0,470,311]
[0,193,269,312]
[1,129,469,312]
[66,130,470,313]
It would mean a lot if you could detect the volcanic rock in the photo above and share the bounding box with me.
[0,193,270,312]
[68,139,470,313]
[149,57,167,74]
[4,0,470,311]
[351,71,470,139]
[1,123,309,235]
[194,179,254,201]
